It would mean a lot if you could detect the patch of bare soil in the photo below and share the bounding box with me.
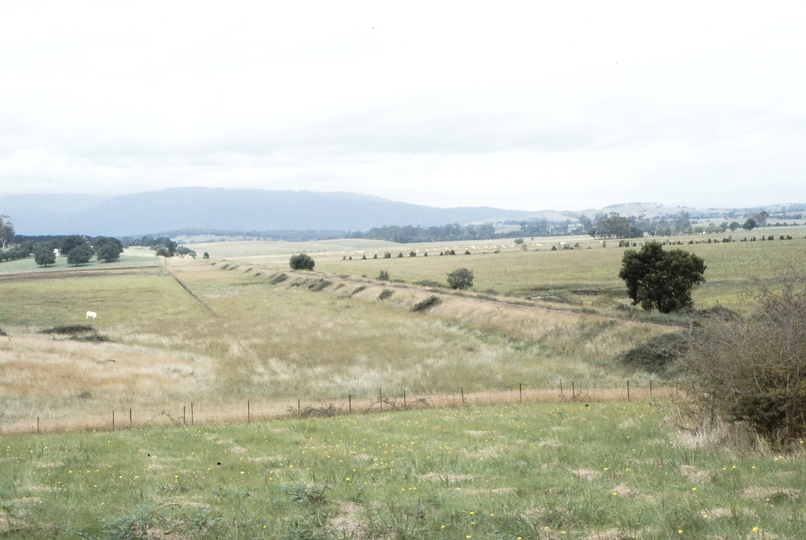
[326,502,369,540]
[679,465,712,484]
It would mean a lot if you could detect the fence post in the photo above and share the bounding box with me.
[560,379,563,401]
[404,390,407,408]
[519,383,522,403]
[649,380,653,401]
[112,410,115,430]
[461,388,465,406]
[37,417,40,434]
[379,388,383,412]
[191,402,194,426]
[183,406,186,425]
[248,401,251,423]
[348,394,352,413]
[129,409,132,429]
[572,381,575,400]
[627,380,630,402]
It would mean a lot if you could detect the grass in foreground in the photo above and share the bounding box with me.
[1,402,804,539]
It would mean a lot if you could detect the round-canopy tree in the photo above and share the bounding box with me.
[67,244,94,266]
[289,253,315,270]
[33,245,56,266]
[618,241,705,313]
[97,243,122,262]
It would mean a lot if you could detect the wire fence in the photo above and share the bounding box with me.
[5,380,680,436]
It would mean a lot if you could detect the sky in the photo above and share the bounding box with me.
[1,1,805,212]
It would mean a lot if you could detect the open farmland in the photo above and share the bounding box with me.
[193,226,806,313]
[0,256,671,435]
[2,402,805,539]
[1,230,805,433]
[2,233,806,538]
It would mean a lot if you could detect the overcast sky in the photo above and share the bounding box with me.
[1,1,804,211]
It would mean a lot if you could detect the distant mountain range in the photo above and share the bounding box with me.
[1,188,803,237]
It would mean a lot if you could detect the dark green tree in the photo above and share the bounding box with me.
[618,241,706,313]
[94,236,123,254]
[742,218,757,230]
[67,244,94,266]
[289,253,315,270]
[97,243,121,263]
[33,244,56,266]
[60,235,88,255]
[447,268,474,290]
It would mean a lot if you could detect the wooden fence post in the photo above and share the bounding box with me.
[37,417,40,434]
[348,394,351,413]
[379,388,383,412]
[461,388,465,406]
[572,381,575,400]
[560,379,563,401]
[248,401,251,423]
[627,380,630,402]
[112,410,115,430]
[649,380,653,401]
[403,390,407,408]
[129,409,132,429]
[183,406,186,425]
[519,383,522,403]
[191,402,194,426]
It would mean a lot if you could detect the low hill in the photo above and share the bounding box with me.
[2,188,535,236]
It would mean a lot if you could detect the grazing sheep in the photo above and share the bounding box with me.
[86,311,97,320]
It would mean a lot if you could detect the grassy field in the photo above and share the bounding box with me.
[2,401,804,539]
[193,227,806,313]
[0,259,670,434]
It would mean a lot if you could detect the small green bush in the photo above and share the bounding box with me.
[378,270,389,281]
[447,268,474,290]
[289,253,315,270]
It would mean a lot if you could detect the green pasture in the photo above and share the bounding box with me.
[0,249,160,275]
[2,402,803,539]
[194,227,806,314]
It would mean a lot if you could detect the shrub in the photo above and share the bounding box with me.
[203,252,209,259]
[447,268,474,290]
[397,252,403,258]
[378,270,389,281]
[378,289,393,300]
[409,251,416,257]
[384,252,391,259]
[683,270,806,440]
[411,296,441,312]
[514,238,524,244]
[289,253,315,270]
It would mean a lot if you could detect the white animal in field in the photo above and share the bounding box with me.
[86,311,97,320]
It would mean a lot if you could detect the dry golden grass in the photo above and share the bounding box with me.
[0,258,673,434]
